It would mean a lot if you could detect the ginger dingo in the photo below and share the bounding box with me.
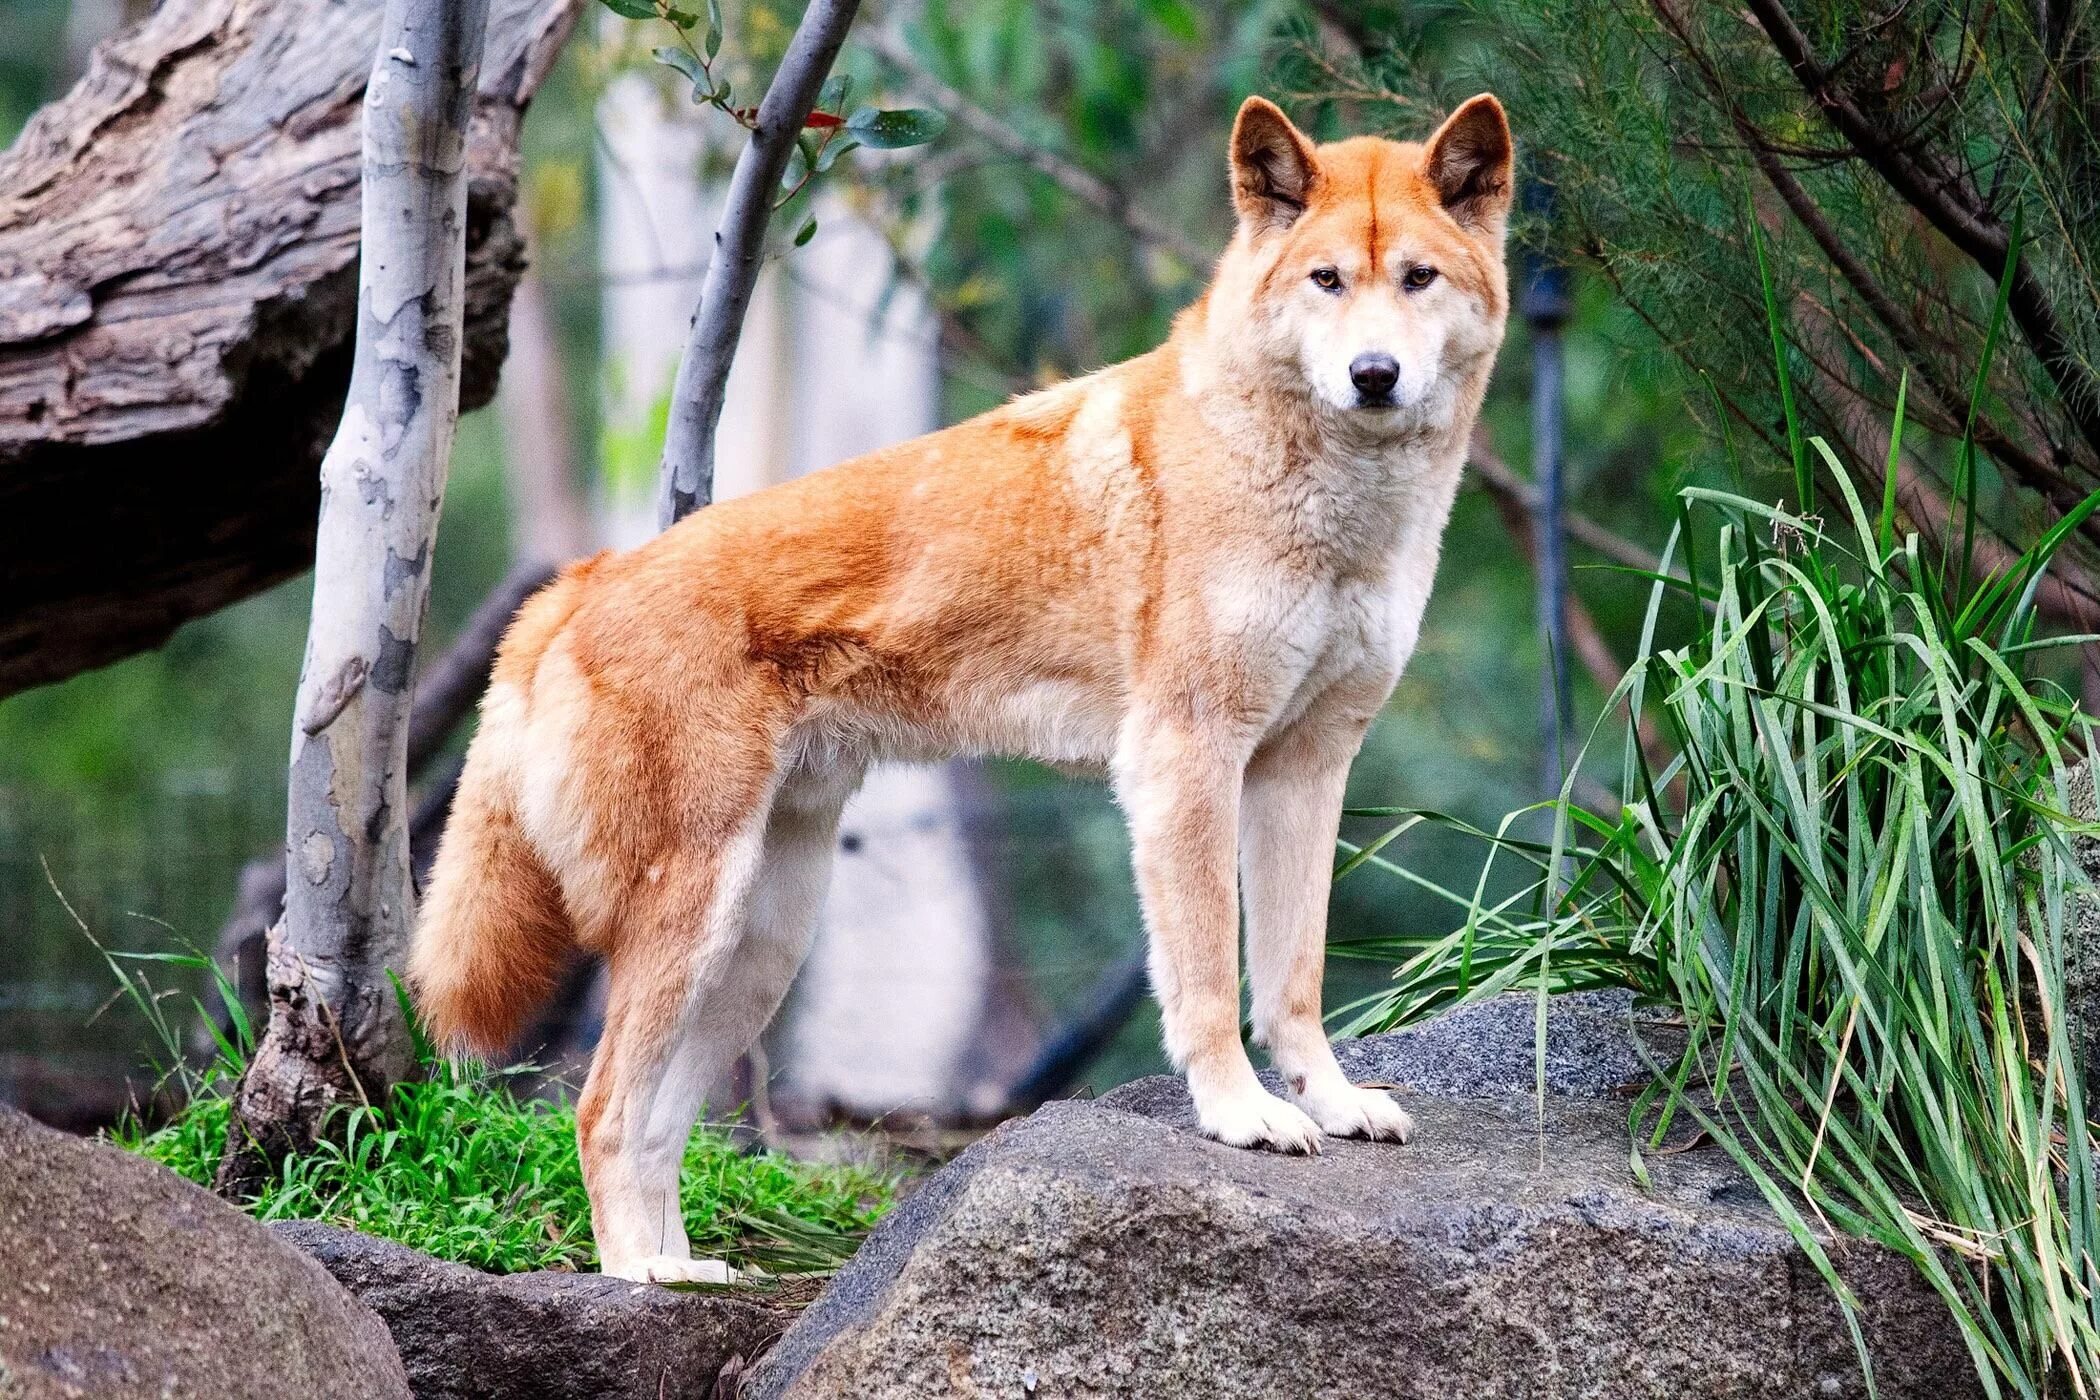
[412,94,1514,1283]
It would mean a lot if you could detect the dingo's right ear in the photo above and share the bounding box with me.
[1424,94,1514,234]
[1231,97,1319,235]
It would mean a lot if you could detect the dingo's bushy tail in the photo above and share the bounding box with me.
[409,755,571,1058]
[408,574,585,1058]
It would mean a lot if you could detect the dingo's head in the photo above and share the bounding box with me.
[1207,94,1513,433]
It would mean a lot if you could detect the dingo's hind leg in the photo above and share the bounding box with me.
[578,781,778,1284]
[578,760,859,1285]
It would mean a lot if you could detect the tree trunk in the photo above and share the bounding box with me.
[0,0,578,701]
[498,262,594,565]
[217,0,494,1194]
[653,0,860,526]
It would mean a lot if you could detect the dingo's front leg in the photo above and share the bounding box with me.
[1242,707,1413,1144]
[1116,715,1323,1154]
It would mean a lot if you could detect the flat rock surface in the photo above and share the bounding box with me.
[0,1105,409,1399]
[744,995,1975,1400]
[274,1221,796,1400]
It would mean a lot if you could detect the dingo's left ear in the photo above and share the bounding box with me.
[1231,97,1319,235]
[1424,94,1513,233]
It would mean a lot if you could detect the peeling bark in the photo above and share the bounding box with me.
[0,0,578,700]
[217,0,495,1194]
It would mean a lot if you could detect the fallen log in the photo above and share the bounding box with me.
[0,0,580,699]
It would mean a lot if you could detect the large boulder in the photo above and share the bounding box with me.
[744,994,1975,1400]
[0,1105,409,1399]
[273,1221,796,1400]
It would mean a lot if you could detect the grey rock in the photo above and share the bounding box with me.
[744,999,1974,1400]
[1105,989,1662,1120]
[0,1105,410,1400]
[273,1220,795,1400]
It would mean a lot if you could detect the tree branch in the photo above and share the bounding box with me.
[1740,0,2100,462]
[1472,435,1674,781]
[863,27,1212,270]
[656,0,861,526]
[1465,441,1670,578]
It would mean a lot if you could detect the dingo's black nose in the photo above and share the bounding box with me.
[1350,352,1399,401]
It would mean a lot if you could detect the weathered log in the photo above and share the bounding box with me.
[0,0,579,700]
[216,0,496,1195]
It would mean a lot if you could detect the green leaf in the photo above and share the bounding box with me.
[704,0,722,58]
[652,45,707,95]
[663,6,698,25]
[819,73,852,116]
[793,216,818,247]
[594,0,657,18]
[813,136,859,174]
[1138,0,1201,41]
[1748,203,1808,515]
[843,107,949,149]
[781,135,816,191]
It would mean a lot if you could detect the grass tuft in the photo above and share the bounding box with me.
[83,930,893,1278]
[1339,430,2100,1392]
[117,1059,893,1276]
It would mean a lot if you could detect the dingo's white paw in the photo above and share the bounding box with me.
[1296,1081,1414,1144]
[1196,1086,1324,1154]
[607,1255,740,1286]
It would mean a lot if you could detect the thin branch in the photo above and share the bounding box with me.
[1472,435,1674,778]
[1740,0,2100,461]
[1797,301,2100,626]
[1652,0,2089,497]
[863,27,1212,269]
[656,0,861,526]
[1466,440,1671,578]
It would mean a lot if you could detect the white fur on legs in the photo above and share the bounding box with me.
[607,1255,740,1286]
[587,801,777,1283]
[1188,1052,1324,1154]
[1114,715,1321,1155]
[1241,706,1414,1147]
[593,765,857,1285]
[1282,1049,1414,1143]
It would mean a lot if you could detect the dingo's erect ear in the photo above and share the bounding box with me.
[1231,97,1319,235]
[1424,94,1513,233]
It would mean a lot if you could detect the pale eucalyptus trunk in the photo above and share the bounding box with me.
[654,0,860,526]
[218,0,493,1193]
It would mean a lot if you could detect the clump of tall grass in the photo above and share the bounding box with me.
[1336,235,2100,1393]
[80,916,892,1277]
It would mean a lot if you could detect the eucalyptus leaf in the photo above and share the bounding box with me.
[813,136,859,174]
[652,45,707,95]
[843,107,948,150]
[704,0,722,58]
[593,0,657,19]
[793,217,818,247]
[780,141,811,192]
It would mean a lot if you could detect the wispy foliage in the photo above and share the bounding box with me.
[1282,1,2100,617]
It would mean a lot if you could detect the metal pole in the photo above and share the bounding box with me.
[1523,182,1574,798]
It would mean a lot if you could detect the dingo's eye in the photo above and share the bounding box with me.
[1402,265,1439,291]
[1309,267,1343,292]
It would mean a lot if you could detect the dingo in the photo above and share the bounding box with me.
[412,94,1514,1283]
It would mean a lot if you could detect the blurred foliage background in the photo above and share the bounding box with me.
[3,0,1761,1115]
